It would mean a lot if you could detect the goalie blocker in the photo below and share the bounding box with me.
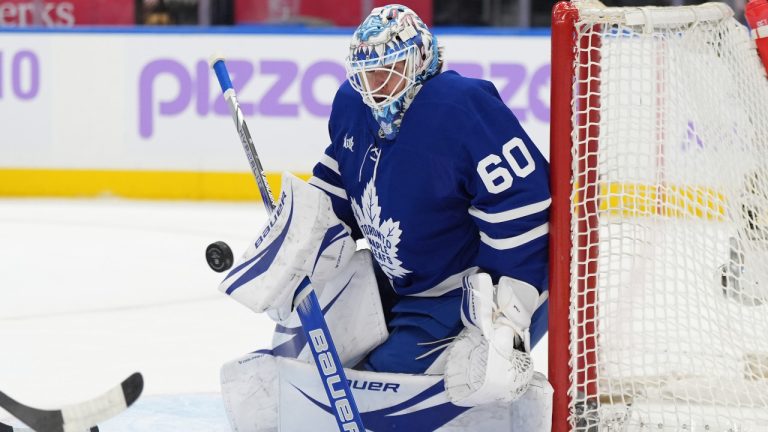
[218,172,356,321]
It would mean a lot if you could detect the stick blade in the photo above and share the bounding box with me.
[0,390,62,432]
[61,372,143,432]
[120,372,143,408]
[0,372,142,432]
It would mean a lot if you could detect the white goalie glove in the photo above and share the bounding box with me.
[444,273,541,407]
[218,172,356,320]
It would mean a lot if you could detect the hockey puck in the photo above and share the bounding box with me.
[206,241,234,273]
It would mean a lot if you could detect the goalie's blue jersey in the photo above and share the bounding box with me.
[310,71,550,355]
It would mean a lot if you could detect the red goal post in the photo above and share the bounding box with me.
[549,1,768,431]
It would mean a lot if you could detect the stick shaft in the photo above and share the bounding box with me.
[210,58,365,432]
[212,59,275,210]
[224,89,276,210]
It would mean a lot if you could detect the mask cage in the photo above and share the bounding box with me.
[345,44,419,110]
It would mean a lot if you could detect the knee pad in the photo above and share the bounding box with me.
[269,249,388,368]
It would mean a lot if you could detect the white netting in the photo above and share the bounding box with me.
[568,2,768,431]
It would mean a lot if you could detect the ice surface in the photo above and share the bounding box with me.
[0,198,548,431]
[0,198,272,430]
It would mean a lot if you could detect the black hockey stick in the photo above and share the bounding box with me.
[0,372,142,432]
[0,421,97,431]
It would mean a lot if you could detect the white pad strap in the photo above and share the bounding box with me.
[496,276,541,353]
[218,172,355,319]
[460,273,495,335]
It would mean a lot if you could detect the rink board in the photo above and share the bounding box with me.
[0,28,550,199]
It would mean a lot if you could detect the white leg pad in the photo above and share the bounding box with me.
[269,249,388,367]
[221,353,279,432]
[220,351,553,432]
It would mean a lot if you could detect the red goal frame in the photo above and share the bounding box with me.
[549,2,601,431]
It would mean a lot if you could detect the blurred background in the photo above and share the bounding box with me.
[0,0,749,27]
[139,0,745,27]
[142,0,745,27]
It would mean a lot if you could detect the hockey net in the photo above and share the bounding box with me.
[549,2,768,431]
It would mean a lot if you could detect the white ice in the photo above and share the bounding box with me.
[0,198,547,431]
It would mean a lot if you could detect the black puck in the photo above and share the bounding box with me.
[206,241,234,273]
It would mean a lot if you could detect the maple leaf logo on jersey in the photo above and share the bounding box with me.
[351,180,411,280]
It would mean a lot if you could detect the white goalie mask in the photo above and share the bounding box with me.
[345,44,419,111]
[344,4,441,139]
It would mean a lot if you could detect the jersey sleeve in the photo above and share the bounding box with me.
[309,145,362,240]
[462,81,550,295]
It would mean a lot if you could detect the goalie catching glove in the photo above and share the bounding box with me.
[444,273,540,407]
[218,172,356,320]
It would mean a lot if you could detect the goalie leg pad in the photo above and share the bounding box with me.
[220,353,278,432]
[220,351,552,432]
[218,172,356,319]
[269,249,388,368]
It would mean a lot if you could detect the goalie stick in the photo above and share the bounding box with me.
[210,57,365,432]
[0,372,142,432]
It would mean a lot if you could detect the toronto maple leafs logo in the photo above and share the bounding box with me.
[351,180,411,280]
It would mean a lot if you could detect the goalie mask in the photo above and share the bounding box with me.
[345,4,442,140]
